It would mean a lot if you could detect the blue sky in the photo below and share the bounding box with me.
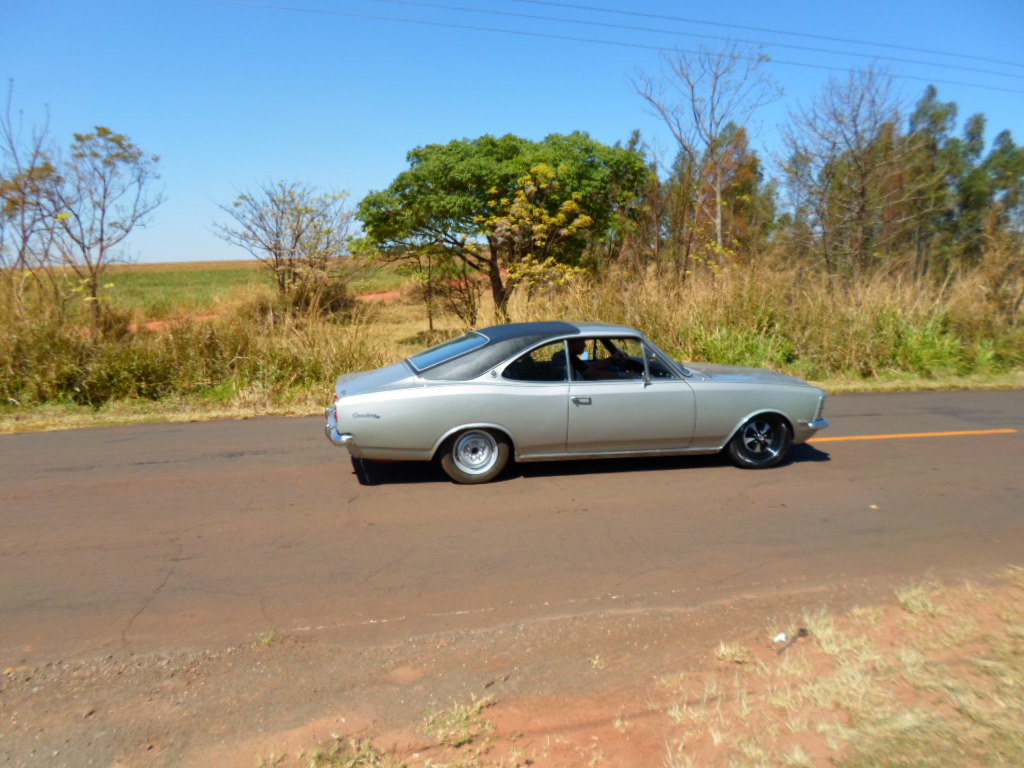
[5,0,1023,263]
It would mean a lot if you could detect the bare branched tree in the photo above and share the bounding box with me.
[51,126,163,328]
[215,180,355,314]
[0,82,63,315]
[634,42,781,261]
[780,66,932,273]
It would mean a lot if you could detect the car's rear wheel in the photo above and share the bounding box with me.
[440,428,510,484]
[727,414,792,469]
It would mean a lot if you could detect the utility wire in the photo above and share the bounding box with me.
[512,0,1024,71]
[209,0,1024,95]
[367,0,1024,81]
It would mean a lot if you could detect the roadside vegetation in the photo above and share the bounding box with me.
[3,51,1023,430]
[254,568,1024,767]
[1,247,1022,432]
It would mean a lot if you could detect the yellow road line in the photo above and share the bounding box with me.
[810,429,1018,443]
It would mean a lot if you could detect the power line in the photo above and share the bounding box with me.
[512,0,1024,71]
[366,0,1024,82]
[209,0,1024,95]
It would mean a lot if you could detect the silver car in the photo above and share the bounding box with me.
[325,321,828,484]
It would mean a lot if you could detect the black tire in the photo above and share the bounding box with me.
[726,414,792,469]
[439,428,510,484]
[351,456,375,485]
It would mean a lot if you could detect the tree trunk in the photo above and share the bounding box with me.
[486,256,510,321]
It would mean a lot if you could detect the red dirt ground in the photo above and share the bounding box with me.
[5,570,1017,768]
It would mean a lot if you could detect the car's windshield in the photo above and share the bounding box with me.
[407,332,488,372]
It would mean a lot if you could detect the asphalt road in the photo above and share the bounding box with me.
[2,390,1022,668]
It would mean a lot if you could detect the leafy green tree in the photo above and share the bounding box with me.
[782,76,1024,278]
[479,163,593,289]
[897,86,963,273]
[358,132,649,319]
[949,118,1024,262]
[900,88,1023,271]
[985,129,1024,234]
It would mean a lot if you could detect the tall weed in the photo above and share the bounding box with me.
[2,255,1022,413]
[513,262,1022,381]
[0,298,391,409]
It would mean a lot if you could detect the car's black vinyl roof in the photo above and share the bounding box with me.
[479,321,580,342]
[417,322,580,381]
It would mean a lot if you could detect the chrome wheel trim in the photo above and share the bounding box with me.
[452,430,499,475]
[740,418,783,459]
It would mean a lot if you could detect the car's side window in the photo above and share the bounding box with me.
[607,338,646,380]
[570,337,647,381]
[643,342,679,378]
[502,341,569,382]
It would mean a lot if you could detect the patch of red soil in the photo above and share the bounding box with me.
[128,313,221,333]
[355,289,402,302]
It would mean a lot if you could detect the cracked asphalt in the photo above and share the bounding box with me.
[2,392,1024,666]
[1,391,1023,765]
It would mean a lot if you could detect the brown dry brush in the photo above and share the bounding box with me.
[515,247,1024,381]
[0,280,388,409]
[1,249,1022,410]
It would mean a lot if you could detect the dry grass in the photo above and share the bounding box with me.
[512,262,1023,382]
[2,256,1022,432]
[253,569,1024,767]
[648,569,1024,768]
[421,695,497,749]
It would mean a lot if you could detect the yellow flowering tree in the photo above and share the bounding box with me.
[358,132,650,320]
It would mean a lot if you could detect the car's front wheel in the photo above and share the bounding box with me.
[726,414,792,469]
[440,428,510,484]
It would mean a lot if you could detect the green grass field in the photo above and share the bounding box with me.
[107,261,269,317]
[105,260,406,319]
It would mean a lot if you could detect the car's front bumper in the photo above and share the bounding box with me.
[324,406,353,448]
[794,417,829,444]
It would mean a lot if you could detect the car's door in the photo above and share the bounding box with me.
[566,337,696,454]
[497,340,572,458]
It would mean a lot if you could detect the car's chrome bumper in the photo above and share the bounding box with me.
[802,418,829,430]
[324,406,354,448]
[794,417,829,444]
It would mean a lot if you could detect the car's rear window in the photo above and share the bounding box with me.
[407,332,488,372]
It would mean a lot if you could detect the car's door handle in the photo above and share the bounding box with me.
[571,396,592,406]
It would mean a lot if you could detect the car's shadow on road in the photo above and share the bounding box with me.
[790,442,832,463]
[351,443,831,486]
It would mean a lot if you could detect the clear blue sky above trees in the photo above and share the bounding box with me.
[4,0,1023,263]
